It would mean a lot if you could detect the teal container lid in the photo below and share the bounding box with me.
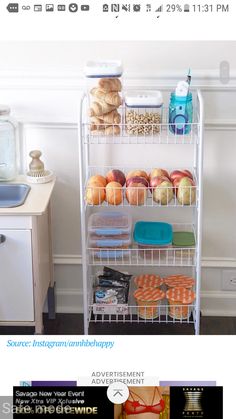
[134,221,173,246]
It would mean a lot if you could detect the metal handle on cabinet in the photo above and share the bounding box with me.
[0,234,6,244]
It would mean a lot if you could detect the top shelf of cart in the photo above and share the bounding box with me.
[80,89,203,145]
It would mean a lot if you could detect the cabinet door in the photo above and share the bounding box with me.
[0,230,34,322]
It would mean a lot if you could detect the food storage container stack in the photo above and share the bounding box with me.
[163,274,195,290]
[133,221,173,260]
[134,274,163,289]
[84,60,123,136]
[172,231,196,261]
[133,287,165,319]
[133,274,165,319]
[166,286,195,320]
[125,91,163,136]
[88,211,132,261]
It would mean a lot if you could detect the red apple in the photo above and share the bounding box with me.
[126,182,147,206]
[88,175,107,187]
[150,176,173,204]
[170,170,193,183]
[86,181,106,205]
[173,175,194,196]
[149,168,170,180]
[106,181,123,205]
[182,170,193,179]
[106,169,126,186]
[172,178,179,195]
[126,176,149,188]
[170,170,185,182]
[177,177,196,205]
[126,170,149,182]
[149,176,170,193]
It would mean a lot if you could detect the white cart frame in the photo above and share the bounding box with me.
[78,89,204,335]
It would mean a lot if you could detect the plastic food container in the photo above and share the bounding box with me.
[134,287,165,319]
[166,286,195,320]
[164,274,195,289]
[172,231,195,247]
[91,249,131,262]
[134,221,173,260]
[88,212,132,237]
[84,61,123,136]
[89,235,131,249]
[134,221,173,246]
[172,231,195,260]
[85,60,123,79]
[134,274,163,288]
[134,221,173,258]
[125,91,163,136]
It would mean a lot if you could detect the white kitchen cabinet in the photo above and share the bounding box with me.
[0,229,34,322]
[0,177,55,334]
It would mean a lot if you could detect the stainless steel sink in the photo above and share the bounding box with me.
[0,184,31,208]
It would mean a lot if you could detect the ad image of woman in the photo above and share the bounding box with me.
[114,386,169,419]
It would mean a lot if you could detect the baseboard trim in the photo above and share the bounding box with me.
[55,288,236,317]
[201,309,236,316]
[56,288,83,314]
[202,258,236,268]
[201,291,236,316]
[54,255,82,265]
[201,290,236,299]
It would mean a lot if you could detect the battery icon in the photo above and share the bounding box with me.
[184,4,190,12]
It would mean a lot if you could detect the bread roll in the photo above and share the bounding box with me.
[98,78,122,93]
[91,125,120,136]
[89,100,117,117]
[90,88,122,107]
[91,110,121,125]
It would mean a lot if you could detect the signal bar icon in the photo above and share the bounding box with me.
[155,5,163,12]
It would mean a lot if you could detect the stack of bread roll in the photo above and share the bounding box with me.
[89,78,122,135]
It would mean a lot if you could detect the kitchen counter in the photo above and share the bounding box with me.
[0,175,56,216]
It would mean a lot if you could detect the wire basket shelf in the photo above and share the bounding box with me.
[89,303,195,324]
[83,106,200,145]
[85,166,198,208]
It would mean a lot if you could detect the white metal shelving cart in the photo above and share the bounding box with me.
[78,88,204,335]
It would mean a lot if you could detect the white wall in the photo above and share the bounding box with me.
[1,41,236,316]
[1,41,236,75]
